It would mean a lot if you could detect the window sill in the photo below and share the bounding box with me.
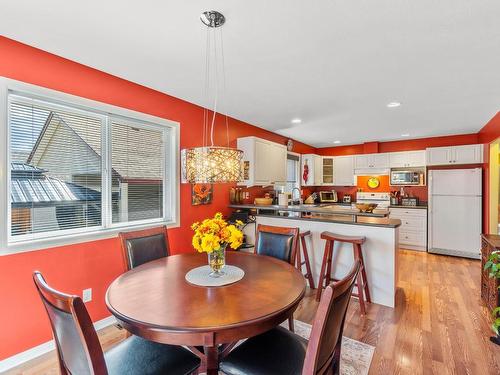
[0,220,180,256]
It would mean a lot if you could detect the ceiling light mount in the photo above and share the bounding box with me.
[200,11,226,28]
[387,102,401,108]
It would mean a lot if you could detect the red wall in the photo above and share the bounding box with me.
[478,113,500,144]
[0,36,315,360]
[317,133,479,156]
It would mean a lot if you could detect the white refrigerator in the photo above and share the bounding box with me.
[428,168,482,259]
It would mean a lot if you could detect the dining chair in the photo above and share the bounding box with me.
[254,224,300,331]
[220,260,361,375]
[119,226,169,270]
[33,271,200,375]
[254,224,299,265]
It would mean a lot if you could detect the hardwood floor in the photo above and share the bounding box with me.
[5,249,500,374]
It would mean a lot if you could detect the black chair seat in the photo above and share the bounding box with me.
[105,335,200,375]
[220,326,307,375]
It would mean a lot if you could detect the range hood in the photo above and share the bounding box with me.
[354,168,390,176]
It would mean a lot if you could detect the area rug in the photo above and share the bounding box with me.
[206,320,374,375]
[285,320,375,375]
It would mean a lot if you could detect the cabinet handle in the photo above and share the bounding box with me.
[405,222,409,224]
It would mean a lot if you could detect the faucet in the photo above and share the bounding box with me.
[291,187,301,205]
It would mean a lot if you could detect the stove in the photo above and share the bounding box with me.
[356,192,390,208]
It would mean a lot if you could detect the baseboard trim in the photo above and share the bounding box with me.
[0,315,117,373]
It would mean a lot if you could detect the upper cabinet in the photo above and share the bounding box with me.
[426,144,483,166]
[333,156,355,186]
[389,150,426,168]
[322,157,334,185]
[301,154,323,186]
[237,136,287,186]
[354,153,389,170]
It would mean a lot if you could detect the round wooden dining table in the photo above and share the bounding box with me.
[106,251,306,375]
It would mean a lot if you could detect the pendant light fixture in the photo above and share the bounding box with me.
[181,11,243,183]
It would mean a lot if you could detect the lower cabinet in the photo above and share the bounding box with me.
[390,208,427,251]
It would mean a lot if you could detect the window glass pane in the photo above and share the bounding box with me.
[9,97,103,237]
[285,158,299,193]
[111,120,164,223]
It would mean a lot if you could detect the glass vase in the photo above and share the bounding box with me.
[208,246,226,278]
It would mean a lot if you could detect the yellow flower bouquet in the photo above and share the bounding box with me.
[191,212,244,277]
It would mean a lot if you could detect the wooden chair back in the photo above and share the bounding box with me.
[33,271,107,375]
[119,226,169,270]
[302,260,361,375]
[254,224,299,265]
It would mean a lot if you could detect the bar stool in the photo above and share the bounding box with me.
[295,231,315,289]
[315,231,371,315]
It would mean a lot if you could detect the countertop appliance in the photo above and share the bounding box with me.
[390,169,424,185]
[428,168,481,259]
[356,192,390,208]
[319,190,338,203]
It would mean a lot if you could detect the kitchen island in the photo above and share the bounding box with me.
[230,204,401,308]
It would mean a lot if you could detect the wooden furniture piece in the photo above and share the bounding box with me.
[296,230,315,289]
[106,252,306,375]
[255,224,300,331]
[254,224,299,265]
[316,232,371,315]
[220,260,361,375]
[481,234,500,311]
[119,226,169,270]
[33,271,200,375]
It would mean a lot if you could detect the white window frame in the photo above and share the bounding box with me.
[0,78,180,255]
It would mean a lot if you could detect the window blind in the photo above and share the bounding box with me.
[110,120,165,224]
[9,96,103,238]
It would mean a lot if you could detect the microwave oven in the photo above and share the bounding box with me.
[390,170,424,185]
[319,190,338,203]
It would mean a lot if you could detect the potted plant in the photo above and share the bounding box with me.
[191,212,244,278]
[484,250,500,345]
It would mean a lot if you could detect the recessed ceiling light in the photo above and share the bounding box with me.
[333,140,341,144]
[291,118,302,124]
[387,102,401,108]
[401,133,410,137]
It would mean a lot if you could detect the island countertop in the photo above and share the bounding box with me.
[229,204,401,228]
[228,203,390,217]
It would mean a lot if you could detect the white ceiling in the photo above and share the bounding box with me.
[1,1,499,147]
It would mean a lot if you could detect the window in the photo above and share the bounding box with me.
[2,83,178,248]
[285,153,300,193]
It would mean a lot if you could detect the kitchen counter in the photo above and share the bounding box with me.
[253,214,399,308]
[229,203,390,218]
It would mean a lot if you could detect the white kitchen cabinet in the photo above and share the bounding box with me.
[322,157,334,185]
[390,207,427,251]
[354,153,389,170]
[237,136,287,187]
[389,151,426,168]
[268,141,287,183]
[333,155,355,186]
[301,154,323,186]
[453,144,484,164]
[426,144,483,166]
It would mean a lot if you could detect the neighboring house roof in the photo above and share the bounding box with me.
[27,111,163,180]
[11,162,101,207]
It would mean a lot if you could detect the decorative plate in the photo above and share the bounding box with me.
[367,177,380,189]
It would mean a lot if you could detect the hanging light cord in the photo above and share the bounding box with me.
[210,24,218,147]
[202,12,229,148]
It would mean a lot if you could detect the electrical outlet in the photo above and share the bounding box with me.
[82,288,92,303]
[244,192,249,199]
